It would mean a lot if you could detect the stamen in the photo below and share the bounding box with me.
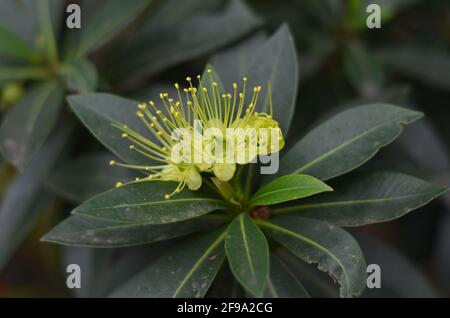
[268,82,273,116]
[110,71,283,198]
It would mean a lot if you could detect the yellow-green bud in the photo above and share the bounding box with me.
[213,163,236,182]
[1,83,24,105]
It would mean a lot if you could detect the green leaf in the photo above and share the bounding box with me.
[118,0,261,82]
[273,172,448,227]
[0,81,63,168]
[271,247,340,298]
[72,181,228,224]
[36,0,62,62]
[211,32,266,89]
[135,0,215,32]
[48,152,136,203]
[42,213,224,247]
[67,93,154,166]
[0,191,51,270]
[225,213,269,297]
[0,0,38,46]
[211,177,238,204]
[378,46,450,92]
[0,24,39,62]
[60,58,98,93]
[207,266,247,298]
[0,65,49,82]
[258,216,366,298]
[0,125,71,270]
[110,228,226,297]
[250,174,333,207]
[396,119,450,178]
[63,245,169,297]
[245,24,298,135]
[264,252,309,298]
[211,33,266,89]
[73,0,151,57]
[278,104,423,181]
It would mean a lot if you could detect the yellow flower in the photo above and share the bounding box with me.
[110,69,284,198]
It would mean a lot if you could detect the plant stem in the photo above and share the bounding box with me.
[243,165,254,203]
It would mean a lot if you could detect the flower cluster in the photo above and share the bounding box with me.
[110,70,284,198]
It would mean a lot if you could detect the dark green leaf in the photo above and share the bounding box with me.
[0,81,63,168]
[259,216,366,298]
[63,244,171,297]
[274,172,448,226]
[397,119,450,178]
[110,228,226,297]
[278,104,423,181]
[0,65,49,82]
[0,125,71,269]
[42,213,224,247]
[120,0,261,81]
[250,174,333,206]
[48,152,136,203]
[0,192,51,270]
[36,0,62,62]
[72,181,227,224]
[246,24,298,135]
[206,264,246,298]
[60,58,98,93]
[211,33,266,89]
[225,213,269,297]
[272,247,339,298]
[67,93,154,166]
[137,0,218,32]
[0,0,38,46]
[0,24,39,62]
[264,252,309,298]
[74,0,151,57]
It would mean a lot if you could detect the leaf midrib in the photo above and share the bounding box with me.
[70,214,227,234]
[251,185,324,204]
[171,231,225,298]
[266,279,278,298]
[292,114,416,174]
[273,190,440,215]
[259,220,350,297]
[76,197,225,212]
[240,215,257,281]
[27,83,57,135]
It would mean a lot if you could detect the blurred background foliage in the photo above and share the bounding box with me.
[0,0,449,297]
